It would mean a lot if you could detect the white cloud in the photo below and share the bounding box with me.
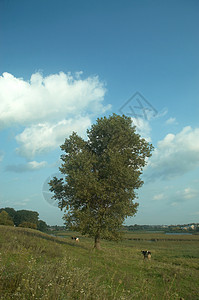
[131,117,151,142]
[14,198,31,206]
[180,187,198,200]
[16,117,91,158]
[146,126,199,180]
[166,117,177,125]
[0,71,110,158]
[0,71,109,129]
[156,108,168,118]
[130,106,168,142]
[169,187,199,206]
[27,161,47,170]
[5,160,47,172]
[153,193,164,201]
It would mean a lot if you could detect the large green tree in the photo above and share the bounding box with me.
[49,114,153,249]
[14,210,39,227]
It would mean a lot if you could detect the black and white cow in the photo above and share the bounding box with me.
[141,250,151,260]
[71,237,79,242]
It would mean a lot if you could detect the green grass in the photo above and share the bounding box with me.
[0,226,199,299]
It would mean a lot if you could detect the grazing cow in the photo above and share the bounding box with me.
[141,250,151,260]
[71,237,79,242]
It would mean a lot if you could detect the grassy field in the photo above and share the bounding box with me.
[0,226,199,299]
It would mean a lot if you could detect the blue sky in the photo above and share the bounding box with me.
[0,0,199,226]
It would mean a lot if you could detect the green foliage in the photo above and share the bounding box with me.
[49,114,153,248]
[0,211,14,226]
[19,222,37,229]
[14,210,39,227]
[0,207,49,231]
[37,220,48,232]
[0,207,16,219]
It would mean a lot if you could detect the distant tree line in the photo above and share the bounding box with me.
[124,223,199,232]
[124,224,159,231]
[48,225,66,231]
[0,207,48,232]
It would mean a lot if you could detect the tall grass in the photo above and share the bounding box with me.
[0,225,199,299]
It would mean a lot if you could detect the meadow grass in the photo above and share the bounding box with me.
[0,225,199,299]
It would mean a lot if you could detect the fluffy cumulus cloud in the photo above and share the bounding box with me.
[5,161,47,173]
[0,72,108,128]
[130,109,168,142]
[16,117,91,158]
[131,117,151,142]
[0,71,110,159]
[146,126,199,180]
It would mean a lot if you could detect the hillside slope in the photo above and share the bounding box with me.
[0,226,199,299]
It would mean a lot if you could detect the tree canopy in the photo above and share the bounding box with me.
[49,114,153,249]
[0,211,14,226]
[0,207,48,231]
[14,210,39,227]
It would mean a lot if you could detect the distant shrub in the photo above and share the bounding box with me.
[19,222,37,229]
[37,219,48,232]
[0,211,14,226]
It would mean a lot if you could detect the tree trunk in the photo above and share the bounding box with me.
[94,234,101,250]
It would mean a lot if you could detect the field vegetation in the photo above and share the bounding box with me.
[0,225,199,299]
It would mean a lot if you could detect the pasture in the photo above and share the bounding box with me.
[0,225,198,299]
